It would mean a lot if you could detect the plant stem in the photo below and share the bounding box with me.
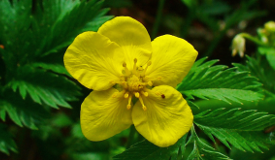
[151,0,166,39]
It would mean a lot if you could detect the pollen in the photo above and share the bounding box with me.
[116,58,153,111]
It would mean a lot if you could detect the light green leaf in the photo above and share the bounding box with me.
[181,88,263,105]
[0,123,17,155]
[177,58,264,104]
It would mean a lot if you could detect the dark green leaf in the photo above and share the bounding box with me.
[113,136,186,160]
[0,123,17,155]
[187,126,231,160]
[8,65,81,109]
[0,90,49,129]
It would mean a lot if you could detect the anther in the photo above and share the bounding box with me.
[139,96,147,111]
[124,92,129,98]
[134,92,140,98]
[127,104,131,110]
[141,91,148,97]
[147,81,153,86]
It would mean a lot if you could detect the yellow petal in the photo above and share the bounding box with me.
[81,88,132,141]
[98,16,152,67]
[146,35,198,87]
[64,31,123,90]
[132,85,193,147]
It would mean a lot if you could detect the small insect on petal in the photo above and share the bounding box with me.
[161,94,165,99]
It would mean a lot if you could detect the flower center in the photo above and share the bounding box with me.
[113,58,152,111]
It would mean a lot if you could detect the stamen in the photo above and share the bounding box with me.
[139,96,147,111]
[138,85,144,89]
[124,92,129,98]
[122,81,128,89]
[134,92,140,98]
[122,62,131,76]
[127,94,132,110]
[141,91,148,97]
[133,58,137,74]
[141,61,151,77]
[147,81,153,86]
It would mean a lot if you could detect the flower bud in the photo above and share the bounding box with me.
[264,21,275,33]
[232,34,246,57]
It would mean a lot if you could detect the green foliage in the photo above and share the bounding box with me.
[0,0,111,156]
[0,90,49,129]
[195,108,275,152]
[177,57,264,105]
[0,0,274,159]
[114,57,270,159]
[187,126,231,160]
[234,56,275,97]
[113,135,187,160]
[0,124,17,155]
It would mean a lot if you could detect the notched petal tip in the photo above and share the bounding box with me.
[98,16,152,66]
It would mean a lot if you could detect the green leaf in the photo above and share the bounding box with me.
[8,65,81,109]
[29,62,70,76]
[113,135,186,160]
[187,126,231,160]
[177,58,264,104]
[181,0,197,8]
[0,0,109,67]
[194,108,275,152]
[0,90,49,129]
[0,123,17,155]
[234,56,275,96]
[71,152,110,160]
[266,52,275,71]
[181,89,263,104]
[38,0,108,57]
[195,108,275,131]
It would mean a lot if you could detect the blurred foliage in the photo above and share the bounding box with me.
[0,0,275,160]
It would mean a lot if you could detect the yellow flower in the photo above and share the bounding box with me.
[64,16,198,147]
